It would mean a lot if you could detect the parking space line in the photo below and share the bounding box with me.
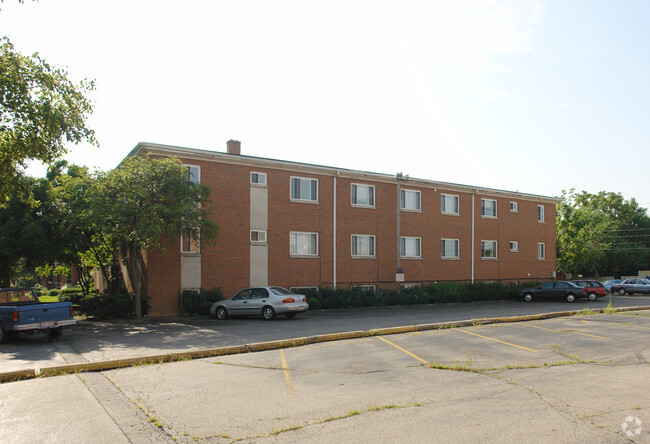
[526,324,610,340]
[279,349,294,398]
[376,336,429,364]
[579,318,650,331]
[456,329,538,352]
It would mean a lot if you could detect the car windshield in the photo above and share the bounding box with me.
[270,287,294,295]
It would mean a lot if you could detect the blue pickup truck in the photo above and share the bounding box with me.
[0,288,76,343]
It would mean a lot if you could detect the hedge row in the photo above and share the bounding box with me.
[302,281,539,310]
[180,288,225,316]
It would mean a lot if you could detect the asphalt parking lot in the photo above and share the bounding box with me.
[1,297,649,443]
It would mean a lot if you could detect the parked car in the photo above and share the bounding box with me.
[570,280,607,301]
[210,286,309,320]
[603,279,623,293]
[610,278,650,295]
[518,281,588,303]
[0,288,76,343]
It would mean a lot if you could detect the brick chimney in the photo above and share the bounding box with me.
[227,139,241,155]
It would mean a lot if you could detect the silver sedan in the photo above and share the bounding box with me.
[210,286,309,320]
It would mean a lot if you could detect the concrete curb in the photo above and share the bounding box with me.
[2,305,649,383]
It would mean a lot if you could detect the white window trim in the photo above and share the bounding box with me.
[510,201,518,212]
[290,231,319,257]
[538,205,545,223]
[400,189,422,212]
[181,229,200,253]
[481,198,498,218]
[441,194,460,215]
[481,240,498,260]
[509,241,519,252]
[441,238,460,259]
[184,164,201,184]
[351,234,376,258]
[289,286,318,293]
[351,284,376,293]
[290,176,319,203]
[251,172,267,187]
[538,242,546,260]
[351,183,376,208]
[400,236,422,258]
[250,230,267,243]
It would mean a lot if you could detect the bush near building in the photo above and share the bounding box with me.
[304,281,538,310]
[181,288,225,316]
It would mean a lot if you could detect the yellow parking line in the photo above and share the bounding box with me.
[581,318,650,331]
[376,336,429,364]
[456,329,538,352]
[279,349,294,398]
[528,323,609,340]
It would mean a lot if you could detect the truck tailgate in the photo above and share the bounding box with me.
[17,303,73,323]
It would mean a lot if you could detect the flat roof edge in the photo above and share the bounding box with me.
[129,142,561,203]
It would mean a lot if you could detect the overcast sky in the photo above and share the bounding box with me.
[2,1,649,207]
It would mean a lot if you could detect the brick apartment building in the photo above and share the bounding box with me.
[127,140,559,317]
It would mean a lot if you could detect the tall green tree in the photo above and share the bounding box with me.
[557,190,650,277]
[0,36,96,203]
[93,155,218,316]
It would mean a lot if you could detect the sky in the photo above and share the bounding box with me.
[2,0,650,208]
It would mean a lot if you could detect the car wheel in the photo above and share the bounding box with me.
[566,294,576,303]
[262,306,276,320]
[524,293,534,302]
[48,328,62,339]
[215,306,228,320]
[618,288,626,296]
[588,292,597,301]
[285,313,296,319]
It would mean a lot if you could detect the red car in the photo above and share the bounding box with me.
[570,280,607,301]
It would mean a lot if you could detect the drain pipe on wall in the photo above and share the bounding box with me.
[333,171,338,288]
[471,192,475,284]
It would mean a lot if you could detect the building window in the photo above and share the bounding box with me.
[481,240,497,259]
[400,189,421,211]
[538,205,545,222]
[351,184,375,207]
[510,241,519,252]
[185,165,200,184]
[441,238,459,259]
[481,199,497,217]
[510,202,518,212]
[441,194,459,215]
[290,177,318,202]
[351,235,376,257]
[400,237,421,258]
[538,242,546,260]
[352,284,376,293]
[251,230,267,243]
[290,232,318,256]
[289,286,319,293]
[251,172,267,186]
[181,229,200,253]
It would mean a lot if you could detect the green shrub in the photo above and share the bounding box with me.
[48,289,60,297]
[59,287,85,305]
[79,292,135,320]
[181,287,225,316]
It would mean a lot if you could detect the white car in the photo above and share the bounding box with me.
[210,286,309,320]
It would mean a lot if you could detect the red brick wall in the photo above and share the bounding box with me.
[142,154,557,315]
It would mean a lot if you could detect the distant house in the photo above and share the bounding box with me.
[124,140,559,317]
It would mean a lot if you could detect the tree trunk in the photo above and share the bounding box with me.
[119,241,146,318]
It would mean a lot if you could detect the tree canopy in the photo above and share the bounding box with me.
[0,36,96,202]
[557,190,650,277]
